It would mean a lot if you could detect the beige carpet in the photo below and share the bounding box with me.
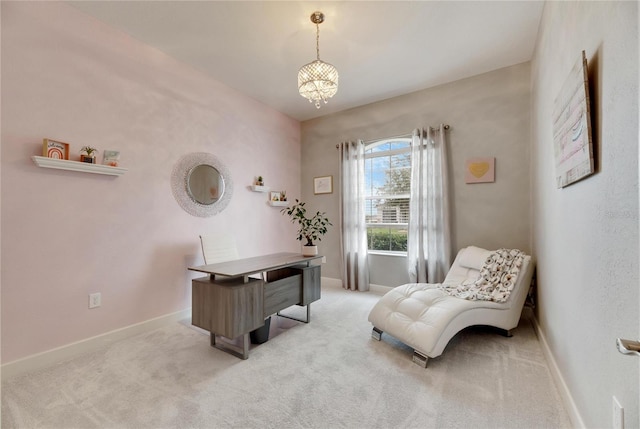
[2,284,571,428]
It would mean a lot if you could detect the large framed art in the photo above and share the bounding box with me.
[552,50,595,188]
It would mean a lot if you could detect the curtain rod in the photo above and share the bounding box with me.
[335,124,450,149]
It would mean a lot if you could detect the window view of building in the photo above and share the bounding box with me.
[364,138,411,253]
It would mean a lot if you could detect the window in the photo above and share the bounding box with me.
[364,138,411,254]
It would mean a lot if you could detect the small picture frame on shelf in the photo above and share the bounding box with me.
[102,150,121,167]
[42,138,70,160]
[270,191,281,202]
[313,175,333,195]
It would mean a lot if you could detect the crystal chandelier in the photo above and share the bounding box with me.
[298,11,339,109]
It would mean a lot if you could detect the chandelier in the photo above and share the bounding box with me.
[298,11,339,109]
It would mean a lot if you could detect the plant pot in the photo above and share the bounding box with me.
[302,245,318,256]
[80,155,95,164]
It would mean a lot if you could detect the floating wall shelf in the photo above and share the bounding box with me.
[268,201,289,207]
[251,185,270,192]
[32,156,127,176]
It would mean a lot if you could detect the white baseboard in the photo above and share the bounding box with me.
[369,283,393,295]
[530,314,585,428]
[321,277,392,296]
[321,276,342,288]
[1,309,191,380]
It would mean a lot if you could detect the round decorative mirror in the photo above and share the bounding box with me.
[171,152,233,217]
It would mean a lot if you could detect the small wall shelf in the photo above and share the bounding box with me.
[251,185,270,192]
[268,201,289,207]
[32,156,127,176]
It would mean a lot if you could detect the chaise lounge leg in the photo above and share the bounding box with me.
[504,329,514,337]
[371,327,383,341]
[412,350,429,368]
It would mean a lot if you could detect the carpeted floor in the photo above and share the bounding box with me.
[2,283,572,428]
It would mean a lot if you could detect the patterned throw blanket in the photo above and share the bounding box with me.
[438,248,525,303]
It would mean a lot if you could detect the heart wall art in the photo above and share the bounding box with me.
[465,157,495,184]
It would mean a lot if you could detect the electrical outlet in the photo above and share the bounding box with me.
[613,396,624,429]
[89,293,101,309]
[322,256,326,263]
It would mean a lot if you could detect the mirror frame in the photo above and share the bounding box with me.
[171,152,233,217]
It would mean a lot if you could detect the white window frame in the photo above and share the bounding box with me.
[364,137,411,256]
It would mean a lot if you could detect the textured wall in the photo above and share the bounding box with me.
[531,2,639,427]
[1,2,301,363]
[301,63,531,286]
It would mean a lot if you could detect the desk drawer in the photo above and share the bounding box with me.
[297,264,321,305]
[264,271,302,317]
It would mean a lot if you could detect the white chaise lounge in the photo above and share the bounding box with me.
[368,246,535,367]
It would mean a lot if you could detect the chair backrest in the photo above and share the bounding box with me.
[443,246,533,308]
[443,246,490,285]
[199,234,239,265]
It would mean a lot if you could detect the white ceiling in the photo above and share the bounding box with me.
[68,1,544,122]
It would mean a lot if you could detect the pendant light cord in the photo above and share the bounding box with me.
[316,23,320,60]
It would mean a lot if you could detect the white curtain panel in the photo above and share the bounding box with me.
[407,126,452,283]
[339,141,370,291]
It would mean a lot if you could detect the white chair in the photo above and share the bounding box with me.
[368,246,535,367]
[200,234,265,281]
[199,234,239,266]
[198,234,270,346]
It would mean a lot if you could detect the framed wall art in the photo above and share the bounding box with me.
[42,138,70,160]
[552,50,595,188]
[465,157,495,184]
[314,175,333,194]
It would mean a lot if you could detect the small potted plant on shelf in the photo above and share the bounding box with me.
[256,176,264,186]
[80,146,98,164]
[281,199,331,256]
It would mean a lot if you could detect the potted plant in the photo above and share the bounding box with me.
[80,146,98,164]
[281,199,331,256]
[256,176,264,186]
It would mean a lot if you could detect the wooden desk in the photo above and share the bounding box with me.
[188,252,322,359]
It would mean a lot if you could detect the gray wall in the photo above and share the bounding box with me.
[301,63,531,286]
[531,2,638,427]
